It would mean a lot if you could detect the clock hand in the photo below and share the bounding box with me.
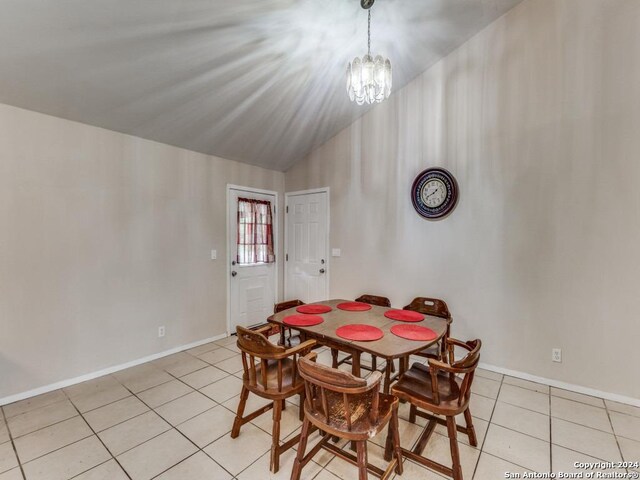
[426,189,440,199]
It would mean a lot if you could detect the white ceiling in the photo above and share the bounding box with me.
[0,0,522,171]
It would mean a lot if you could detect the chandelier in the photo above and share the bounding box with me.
[346,0,392,105]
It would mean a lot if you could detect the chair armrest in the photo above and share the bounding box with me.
[427,358,450,373]
[251,325,274,336]
[366,371,383,390]
[283,339,317,357]
[302,351,318,362]
[446,338,470,350]
[428,357,469,375]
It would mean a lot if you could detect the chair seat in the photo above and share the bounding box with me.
[306,390,397,439]
[244,358,304,398]
[416,345,440,359]
[392,363,465,413]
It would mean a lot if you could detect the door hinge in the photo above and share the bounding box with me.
[286,253,288,261]
[286,205,289,213]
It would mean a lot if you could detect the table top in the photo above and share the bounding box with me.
[269,299,448,359]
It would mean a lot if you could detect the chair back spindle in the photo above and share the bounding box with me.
[427,338,481,407]
[236,325,312,394]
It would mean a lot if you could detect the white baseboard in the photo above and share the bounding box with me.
[0,333,229,407]
[479,362,640,408]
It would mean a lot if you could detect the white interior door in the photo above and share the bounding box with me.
[285,190,329,302]
[228,188,277,331]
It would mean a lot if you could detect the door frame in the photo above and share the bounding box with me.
[226,184,280,336]
[284,187,330,302]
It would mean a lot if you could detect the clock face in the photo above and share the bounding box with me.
[421,179,447,208]
[411,168,459,219]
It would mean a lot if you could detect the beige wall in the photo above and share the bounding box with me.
[286,0,640,400]
[0,104,284,399]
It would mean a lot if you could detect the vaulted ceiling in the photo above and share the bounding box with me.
[0,0,522,171]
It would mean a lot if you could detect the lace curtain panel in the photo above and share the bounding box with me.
[237,198,275,264]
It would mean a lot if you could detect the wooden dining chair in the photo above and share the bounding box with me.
[403,297,452,362]
[292,352,403,480]
[388,338,482,480]
[332,294,394,374]
[232,325,315,473]
[274,299,305,347]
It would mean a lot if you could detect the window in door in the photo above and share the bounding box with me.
[237,197,275,265]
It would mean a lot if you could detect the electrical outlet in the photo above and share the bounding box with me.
[158,326,166,338]
[552,348,562,363]
[210,249,217,260]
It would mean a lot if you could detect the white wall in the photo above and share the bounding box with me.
[286,0,640,400]
[0,103,284,399]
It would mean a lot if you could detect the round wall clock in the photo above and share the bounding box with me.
[411,167,459,220]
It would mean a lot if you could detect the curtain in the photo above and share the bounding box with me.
[237,198,275,264]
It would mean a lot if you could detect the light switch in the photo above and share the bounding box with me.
[332,248,341,257]
[211,249,217,260]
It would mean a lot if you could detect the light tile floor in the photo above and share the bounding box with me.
[1,336,639,480]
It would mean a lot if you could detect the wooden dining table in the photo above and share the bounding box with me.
[268,298,449,393]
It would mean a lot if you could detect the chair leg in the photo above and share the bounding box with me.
[409,404,417,424]
[463,407,478,447]
[384,419,393,461]
[282,399,287,411]
[446,416,463,480]
[291,417,311,480]
[383,362,392,394]
[392,408,403,475]
[231,385,249,438]
[270,399,282,473]
[298,390,306,421]
[331,349,339,368]
[356,441,368,480]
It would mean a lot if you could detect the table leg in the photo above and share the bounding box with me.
[351,351,361,377]
[383,361,392,394]
[331,349,338,368]
[397,356,409,379]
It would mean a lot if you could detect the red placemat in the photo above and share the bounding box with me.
[384,309,425,322]
[390,324,437,341]
[335,324,383,341]
[283,314,324,327]
[336,302,372,312]
[296,304,332,314]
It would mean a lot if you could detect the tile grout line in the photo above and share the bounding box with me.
[549,383,553,474]
[108,339,243,478]
[1,406,27,480]
[62,388,134,480]
[471,372,504,480]
[2,397,70,422]
[3,339,237,479]
[122,375,237,480]
[604,399,628,474]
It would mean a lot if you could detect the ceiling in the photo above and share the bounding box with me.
[0,0,522,171]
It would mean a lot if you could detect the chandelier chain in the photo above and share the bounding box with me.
[367,9,371,56]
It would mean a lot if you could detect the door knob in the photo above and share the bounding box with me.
[231,271,237,277]
[319,268,325,274]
